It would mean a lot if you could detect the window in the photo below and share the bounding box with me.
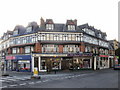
[12,48,17,54]
[59,34,63,41]
[63,45,79,53]
[85,46,91,52]
[99,33,102,38]
[49,34,54,40]
[13,30,18,35]
[25,46,30,53]
[46,24,54,30]
[23,37,27,44]
[68,25,75,30]
[42,44,59,53]
[41,34,46,41]
[26,27,32,33]
[17,48,20,53]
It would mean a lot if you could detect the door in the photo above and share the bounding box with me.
[34,57,39,71]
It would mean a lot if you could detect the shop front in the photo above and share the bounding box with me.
[16,55,31,72]
[99,55,109,69]
[32,53,67,72]
[5,56,16,71]
[67,53,93,70]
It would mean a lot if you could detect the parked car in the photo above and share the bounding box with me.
[114,64,120,70]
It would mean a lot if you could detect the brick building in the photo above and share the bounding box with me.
[0,18,113,72]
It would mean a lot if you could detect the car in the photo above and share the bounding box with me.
[114,64,120,70]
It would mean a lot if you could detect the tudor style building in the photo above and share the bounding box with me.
[0,18,112,72]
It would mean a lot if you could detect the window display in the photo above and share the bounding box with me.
[18,60,30,71]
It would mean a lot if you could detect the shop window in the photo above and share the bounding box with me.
[41,59,46,70]
[18,60,30,71]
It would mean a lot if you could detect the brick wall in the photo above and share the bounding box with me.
[8,48,12,54]
[80,42,85,52]
[20,47,24,54]
[59,45,63,53]
[35,43,42,53]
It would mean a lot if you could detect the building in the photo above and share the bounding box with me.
[0,18,110,72]
[109,39,120,65]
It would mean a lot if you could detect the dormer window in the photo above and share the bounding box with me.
[46,24,54,30]
[98,33,102,38]
[13,30,18,35]
[68,25,75,30]
[26,27,32,33]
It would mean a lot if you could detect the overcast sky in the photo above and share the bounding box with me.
[0,0,119,41]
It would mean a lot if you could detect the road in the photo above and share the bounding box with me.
[0,69,119,88]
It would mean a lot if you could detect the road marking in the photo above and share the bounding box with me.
[28,82,35,84]
[9,84,18,87]
[0,86,8,88]
[36,81,41,83]
[19,83,27,86]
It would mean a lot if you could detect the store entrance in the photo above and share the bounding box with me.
[34,57,39,71]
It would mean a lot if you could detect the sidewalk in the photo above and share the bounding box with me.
[1,69,111,77]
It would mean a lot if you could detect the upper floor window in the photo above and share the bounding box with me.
[98,33,102,38]
[63,45,79,53]
[12,48,17,54]
[25,46,30,53]
[42,44,59,53]
[26,27,32,33]
[68,25,75,30]
[13,30,18,35]
[46,24,54,30]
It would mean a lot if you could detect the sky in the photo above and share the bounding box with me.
[0,0,119,41]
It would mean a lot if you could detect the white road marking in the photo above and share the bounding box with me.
[9,84,18,87]
[28,82,35,84]
[0,86,8,88]
[36,81,41,83]
[19,83,27,86]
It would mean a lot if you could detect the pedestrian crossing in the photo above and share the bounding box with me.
[1,76,31,83]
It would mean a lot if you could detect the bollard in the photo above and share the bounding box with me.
[31,67,41,79]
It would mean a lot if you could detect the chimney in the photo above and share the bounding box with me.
[74,19,77,25]
[40,17,45,27]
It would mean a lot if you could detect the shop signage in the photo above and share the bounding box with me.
[33,54,68,57]
[16,55,31,60]
[99,55,108,57]
[6,56,16,60]
[67,53,93,57]
[18,60,30,63]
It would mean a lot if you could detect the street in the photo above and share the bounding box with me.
[0,69,119,88]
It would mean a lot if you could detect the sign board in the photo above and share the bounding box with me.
[68,53,93,57]
[33,54,67,57]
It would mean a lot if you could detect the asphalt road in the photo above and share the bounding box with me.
[1,69,119,88]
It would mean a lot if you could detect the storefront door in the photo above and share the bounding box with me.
[34,57,39,71]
